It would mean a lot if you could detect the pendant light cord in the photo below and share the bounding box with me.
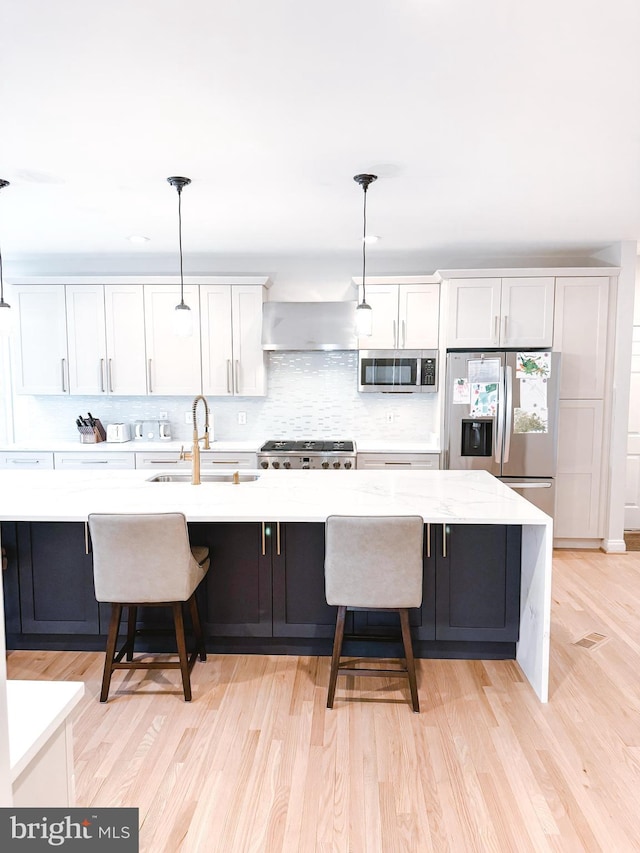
[361,184,368,304]
[177,187,185,307]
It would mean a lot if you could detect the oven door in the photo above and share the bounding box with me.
[358,350,421,392]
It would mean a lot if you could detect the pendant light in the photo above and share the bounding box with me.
[354,173,377,337]
[0,179,11,336]
[167,176,193,337]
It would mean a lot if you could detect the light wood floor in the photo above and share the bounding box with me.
[7,549,640,852]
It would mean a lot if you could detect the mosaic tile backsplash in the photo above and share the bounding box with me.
[11,352,439,444]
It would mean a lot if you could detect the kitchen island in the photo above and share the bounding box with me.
[0,468,552,701]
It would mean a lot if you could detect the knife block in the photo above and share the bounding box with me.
[78,419,107,443]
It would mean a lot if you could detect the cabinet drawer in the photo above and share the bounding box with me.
[201,452,257,469]
[54,452,135,470]
[135,451,190,469]
[357,453,439,470]
[0,452,54,469]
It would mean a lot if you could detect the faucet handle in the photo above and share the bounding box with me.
[179,444,186,461]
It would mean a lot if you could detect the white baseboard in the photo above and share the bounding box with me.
[602,538,627,553]
[553,538,603,550]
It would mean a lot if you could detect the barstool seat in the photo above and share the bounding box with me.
[324,515,424,712]
[88,512,210,702]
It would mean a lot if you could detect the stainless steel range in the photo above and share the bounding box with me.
[258,440,356,470]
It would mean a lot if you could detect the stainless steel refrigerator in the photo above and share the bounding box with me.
[444,350,560,516]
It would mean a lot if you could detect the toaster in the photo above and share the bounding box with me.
[106,423,131,443]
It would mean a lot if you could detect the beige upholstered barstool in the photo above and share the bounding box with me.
[88,512,210,702]
[324,515,424,712]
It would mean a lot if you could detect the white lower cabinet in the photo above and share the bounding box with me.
[357,453,440,470]
[135,451,257,469]
[53,452,135,470]
[0,452,54,469]
[554,400,604,539]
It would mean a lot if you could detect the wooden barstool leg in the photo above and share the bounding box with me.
[173,602,192,701]
[327,605,347,709]
[188,594,206,661]
[101,603,122,703]
[399,608,419,713]
[126,606,137,661]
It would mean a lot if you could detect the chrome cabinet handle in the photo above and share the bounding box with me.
[100,358,105,392]
[148,359,153,393]
[494,315,499,343]
[61,358,67,392]
[108,358,114,392]
[10,459,41,464]
[402,320,406,348]
[503,315,508,341]
[235,360,240,394]
[393,319,397,347]
[227,360,232,394]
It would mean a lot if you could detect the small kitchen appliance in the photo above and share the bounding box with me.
[258,440,356,470]
[134,420,171,441]
[106,423,131,443]
[358,350,438,393]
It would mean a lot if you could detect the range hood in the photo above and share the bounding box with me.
[262,301,358,351]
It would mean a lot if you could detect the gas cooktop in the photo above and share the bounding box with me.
[258,439,356,469]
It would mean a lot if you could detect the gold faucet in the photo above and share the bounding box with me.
[180,395,211,485]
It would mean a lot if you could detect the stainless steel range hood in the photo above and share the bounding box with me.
[262,301,358,351]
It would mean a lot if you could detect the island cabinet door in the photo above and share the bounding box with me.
[271,522,351,638]
[191,522,273,637]
[17,522,99,634]
[1,522,22,634]
[434,524,521,642]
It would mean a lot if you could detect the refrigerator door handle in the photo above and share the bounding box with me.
[495,366,505,464]
[504,365,513,462]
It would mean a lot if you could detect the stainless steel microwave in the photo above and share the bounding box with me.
[358,349,438,393]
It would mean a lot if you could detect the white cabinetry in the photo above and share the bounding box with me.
[201,285,266,396]
[0,452,54,469]
[53,452,135,470]
[552,275,611,542]
[356,280,440,349]
[357,452,439,470]
[144,284,202,395]
[66,284,147,395]
[11,285,69,395]
[135,450,257,469]
[446,276,554,348]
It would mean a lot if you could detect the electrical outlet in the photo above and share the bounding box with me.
[159,411,168,420]
[184,411,192,424]
[386,411,394,424]
[237,412,247,425]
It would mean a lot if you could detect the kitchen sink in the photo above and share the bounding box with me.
[147,473,260,483]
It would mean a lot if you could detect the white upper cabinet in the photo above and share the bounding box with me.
[446,277,554,348]
[553,276,609,399]
[357,281,440,349]
[144,284,202,395]
[201,284,266,396]
[66,284,147,395]
[12,284,69,394]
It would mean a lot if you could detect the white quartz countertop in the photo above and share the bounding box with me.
[0,468,550,525]
[0,440,262,453]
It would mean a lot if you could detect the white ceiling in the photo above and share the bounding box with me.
[1,0,640,266]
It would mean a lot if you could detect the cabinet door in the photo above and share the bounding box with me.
[65,284,107,395]
[553,276,609,399]
[144,284,202,395]
[501,277,554,348]
[358,284,399,348]
[272,522,341,638]
[194,522,272,637]
[554,400,604,538]
[231,286,266,396]
[17,522,99,634]
[12,284,69,394]
[1,522,21,634]
[200,285,233,396]
[399,284,440,349]
[435,524,521,642]
[104,284,148,394]
[445,279,502,348]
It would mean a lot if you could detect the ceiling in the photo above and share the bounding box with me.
[1,0,640,268]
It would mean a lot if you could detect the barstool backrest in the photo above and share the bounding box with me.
[324,515,424,609]
[88,512,208,603]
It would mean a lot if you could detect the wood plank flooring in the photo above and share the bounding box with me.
[6,549,640,852]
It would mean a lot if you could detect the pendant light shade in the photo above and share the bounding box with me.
[167,176,193,338]
[354,173,377,337]
[0,179,12,337]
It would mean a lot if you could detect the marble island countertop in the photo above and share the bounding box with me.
[0,467,549,525]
